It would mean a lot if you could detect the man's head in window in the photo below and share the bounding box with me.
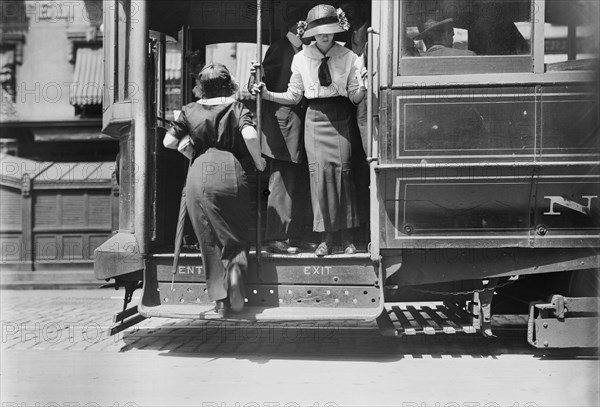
[414,17,455,49]
[413,17,476,56]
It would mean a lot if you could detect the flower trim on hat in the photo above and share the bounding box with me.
[336,8,350,31]
[296,20,308,38]
[296,8,350,38]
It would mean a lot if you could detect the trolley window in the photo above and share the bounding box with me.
[544,0,599,71]
[164,42,182,121]
[398,0,533,75]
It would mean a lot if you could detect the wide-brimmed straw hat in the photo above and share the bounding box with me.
[413,17,454,41]
[301,4,349,38]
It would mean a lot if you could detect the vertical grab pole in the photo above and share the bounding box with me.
[255,0,263,263]
[366,27,377,161]
[366,27,379,263]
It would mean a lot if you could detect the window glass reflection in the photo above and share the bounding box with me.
[403,0,532,57]
[165,42,182,121]
[544,0,599,70]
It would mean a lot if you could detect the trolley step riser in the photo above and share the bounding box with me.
[138,254,383,321]
[157,282,380,308]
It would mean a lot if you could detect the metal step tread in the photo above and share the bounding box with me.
[150,250,372,260]
[139,303,382,321]
[377,302,479,337]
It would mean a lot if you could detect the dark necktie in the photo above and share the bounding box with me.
[317,48,332,87]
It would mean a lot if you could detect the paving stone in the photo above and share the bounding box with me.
[1,288,533,356]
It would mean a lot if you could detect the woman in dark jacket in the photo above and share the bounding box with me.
[163,63,266,316]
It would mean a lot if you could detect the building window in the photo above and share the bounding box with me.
[69,46,103,118]
[0,48,18,120]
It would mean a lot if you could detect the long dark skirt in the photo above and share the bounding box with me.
[305,97,360,232]
[186,148,250,302]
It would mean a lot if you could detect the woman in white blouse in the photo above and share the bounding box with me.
[254,4,368,256]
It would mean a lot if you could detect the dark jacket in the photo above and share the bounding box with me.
[261,35,305,163]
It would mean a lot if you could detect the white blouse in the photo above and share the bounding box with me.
[266,43,363,104]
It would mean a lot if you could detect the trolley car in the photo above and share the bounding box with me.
[95,0,599,348]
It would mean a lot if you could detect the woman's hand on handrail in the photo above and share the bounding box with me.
[250,81,265,96]
[249,60,261,74]
[248,61,262,95]
[249,58,302,105]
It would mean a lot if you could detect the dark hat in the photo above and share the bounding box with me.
[283,4,307,26]
[195,63,238,98]
[198,63,232,83]
[413,17,454,41]
[302,4,348,38]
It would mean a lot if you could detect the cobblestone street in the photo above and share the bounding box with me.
[1,288,384,354]
[1,288,599,407]
[1,288,537,355]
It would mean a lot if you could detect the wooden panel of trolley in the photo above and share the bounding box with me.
[382,84,598,163]
[376,82,599,249]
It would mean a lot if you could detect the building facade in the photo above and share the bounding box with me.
[0,0,118,275]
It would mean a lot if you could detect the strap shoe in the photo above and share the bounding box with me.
[289,239,317,252]
[315,242,331,256]
[344,243,357,255]
[267,240,299,254]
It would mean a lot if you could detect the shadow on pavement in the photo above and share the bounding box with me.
[118,319,598,361]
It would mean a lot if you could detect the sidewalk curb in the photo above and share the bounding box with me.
[0,270,107,289]
[1,283,106,289]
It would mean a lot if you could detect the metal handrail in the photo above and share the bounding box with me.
[367,27,380,263]
[255,0,263,263]
[366,27,379,162]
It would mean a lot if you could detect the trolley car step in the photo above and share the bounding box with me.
[140,304,382,321]
[376,302,478,337]
[138,251,383,323]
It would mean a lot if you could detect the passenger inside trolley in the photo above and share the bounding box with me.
[403,0,531,57]
[414,17,477,57]
[148,1,374,257]
[252,4,314,256]
[251,3,369,257]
